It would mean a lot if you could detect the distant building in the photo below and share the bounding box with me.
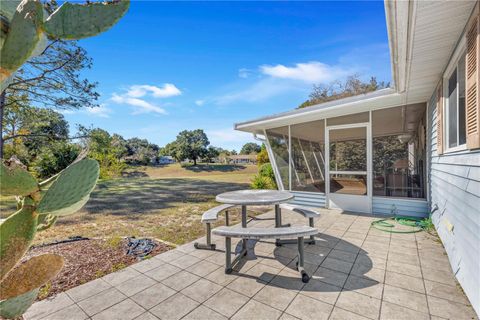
[227,154,257,165]
[158,156,175,164]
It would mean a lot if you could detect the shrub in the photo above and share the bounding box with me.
[256,147,269,166]
[250,174,277,190]
[31,142,80,179]
[259,163,275,180]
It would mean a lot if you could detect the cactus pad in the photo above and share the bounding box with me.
[0,158,38,196]
[36,213,58,232]
[38,159,99,216]
[43,0,130,40]
[0,288,39,319]
[0,254,64,300]
[0,0,43,82]
[0,0,21,21]
[0,205,38,281]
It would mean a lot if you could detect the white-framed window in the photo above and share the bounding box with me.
[444,50,467,152]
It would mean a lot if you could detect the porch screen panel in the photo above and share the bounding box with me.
[290,120,326,192]
[265,127,290,189]
[372,104,426,199]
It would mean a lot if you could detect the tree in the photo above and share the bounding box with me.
[0,1,101,158]
[174,129,209,165]
[256,144,270,166]
[299,75,389,108]
[240,142,261,155]
[204,146,220,164]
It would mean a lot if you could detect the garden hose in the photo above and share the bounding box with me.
[371,215,431,233]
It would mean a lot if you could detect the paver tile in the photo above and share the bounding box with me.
[186,259,219,277]
[285,294,333,320]
[385,271,425,294]
[254,284,297,311]
[313,267,348,287]
[424,279,469,304]
[131,258,165,273]
[421,267,457,286]
[155,249,185,262]
[131,283,176,310]
[427,295,477,319]
[329,307,370,320]
[92,299,145,320]
[78,288,127,317]
[387,252,420,266]
[181,278,222,303]
[335,290,381,320]
[344,274,383,299]
[115,274,157,297]
[149,293,199,320]
[382,284,428,313]
[327,249,357,263]
[300,279,341,305]
[278,313,300,320]
[320,257,353,274]
[103,267,141,286]
[386,260,422,278]
[41,303,88,320]
[146,263,181,282]
[24,293,74,319]
[244,262,281,282]
[205,266,238,286]
[269,268,305,291]
[161,270,200,291]
[380,301,429,320]
[227,276,267,297]
[183,305,227,320]
[134,312,159,320]
[170,254,202,269]
[66,278,112,302]
[204,288,249,318]
[232,299,282,320]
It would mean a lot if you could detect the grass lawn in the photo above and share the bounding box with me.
[1,163,261,245]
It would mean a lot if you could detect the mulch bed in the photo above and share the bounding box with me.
[24,237,172,301]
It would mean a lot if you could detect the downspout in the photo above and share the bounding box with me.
[254,132,284,190]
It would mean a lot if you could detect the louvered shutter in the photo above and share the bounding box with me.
[437,82,444,155]
[466,3,480,149]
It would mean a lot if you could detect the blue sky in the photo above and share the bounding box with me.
[65,1,391,151]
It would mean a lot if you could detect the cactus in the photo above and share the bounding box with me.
[0,289,39,319]
[0,0,130,84]
[0,1,127,317]
[0,157,39,196]
[0,254,63,319]
[38,159,99,216]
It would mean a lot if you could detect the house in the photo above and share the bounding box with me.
[227,154,257,165]
[158,156,175,164]
[235,0,480,315]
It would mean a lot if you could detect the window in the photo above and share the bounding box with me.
[445,52,467,151]
[290,120,325,193]
[265,127,289,189]
[372,104,426,199]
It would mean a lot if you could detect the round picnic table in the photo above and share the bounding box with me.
[216,189,294,228]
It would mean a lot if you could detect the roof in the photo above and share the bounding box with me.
[235,0,477,134]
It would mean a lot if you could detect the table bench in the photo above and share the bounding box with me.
[194,204,236,250]
[212,225,318,283]
[278,204,321,245]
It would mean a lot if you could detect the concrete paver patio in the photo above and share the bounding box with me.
[24,209,477,320]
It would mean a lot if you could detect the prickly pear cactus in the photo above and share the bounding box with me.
[38,159,99,216]
[0,1,128,317]
[0,0,130,84]
[0,157,39,196]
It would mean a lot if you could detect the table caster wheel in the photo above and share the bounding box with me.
[194,243,199,249]
[226,268,233,274]
[295,261,299,271]
[301,271,310,283]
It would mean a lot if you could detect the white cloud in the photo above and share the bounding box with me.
[126,84,182,98]
[238,68,252,79]
[110,83,181,115]
[260,61,349,83]
[111,93,167,115]
[195,99,205,106]
[85,104,113,118]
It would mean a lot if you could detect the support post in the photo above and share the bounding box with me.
[225,210,230,226]
[308,218,315,243]
[241,205,247,251]
[225,237,232,273]
[297,236,309,283]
